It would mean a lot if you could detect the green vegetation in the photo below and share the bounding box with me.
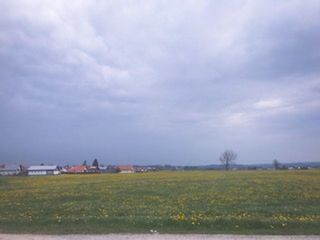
[0,170,319,234]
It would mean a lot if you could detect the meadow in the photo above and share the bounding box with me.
[0,170,319,234]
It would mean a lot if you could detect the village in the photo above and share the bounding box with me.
[0,160,318,177]
[0,159,152,176]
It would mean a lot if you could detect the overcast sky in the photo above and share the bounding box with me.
[1,0,320,166]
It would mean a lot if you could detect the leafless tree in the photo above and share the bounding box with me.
[219,150,237,170]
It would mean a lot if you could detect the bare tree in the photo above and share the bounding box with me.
[219,150,237,170]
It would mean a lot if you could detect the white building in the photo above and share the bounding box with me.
[28,165,60,176]
[0,164,22,176]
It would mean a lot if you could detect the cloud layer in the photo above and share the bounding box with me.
[1,0,320,165]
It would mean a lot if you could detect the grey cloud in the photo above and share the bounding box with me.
[0,0,319,165]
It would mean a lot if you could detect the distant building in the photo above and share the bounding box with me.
[28,165,60,176]
[135,166,149,173]
[66,165,89,174]
[0,164,22,176]
[98,165,108,172]
[87,165,99,173]
[99,165,118,173]
[117,165,135,173]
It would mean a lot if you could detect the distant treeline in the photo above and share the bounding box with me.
[139,162,320,171]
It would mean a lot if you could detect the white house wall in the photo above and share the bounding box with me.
[28,170,60,176]
[28,171,47,176]
[0,170,20,176]
[120,170,134,173]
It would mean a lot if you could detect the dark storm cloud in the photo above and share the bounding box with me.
[0,0,319,165]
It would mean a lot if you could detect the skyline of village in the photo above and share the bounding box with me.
[1,158,319,177]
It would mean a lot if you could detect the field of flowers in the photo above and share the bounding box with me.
[0,170,319,234]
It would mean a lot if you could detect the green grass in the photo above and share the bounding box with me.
[0,170,320,234]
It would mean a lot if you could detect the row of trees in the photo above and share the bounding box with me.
[219,150,285,170]
[82,158,99,167]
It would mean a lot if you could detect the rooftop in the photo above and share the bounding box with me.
[28,165,58,171]
[0,164,21,171]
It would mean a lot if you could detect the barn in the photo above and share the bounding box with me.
[27,165,60,176]
[0,164,22,176]
[66,165,89,174]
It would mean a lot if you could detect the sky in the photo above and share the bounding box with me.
[0,0,320,166]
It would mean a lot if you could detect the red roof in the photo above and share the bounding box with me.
[117,165,135,171]
[67,165,88,173]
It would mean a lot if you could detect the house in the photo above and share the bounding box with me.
[66,165,88,174]
[28,165,60,176]
[99,165,108,172]
[99,165,118,173]
[117,165,135,173]
[0,164,22,176]
[135,166,149,173]
[87,165,99,173]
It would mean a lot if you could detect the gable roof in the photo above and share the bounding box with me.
[67,165,88,173]
[28,165,58,171]
[0,164,21,171]
[117,165,135,171]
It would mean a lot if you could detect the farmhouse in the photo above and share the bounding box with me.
[28,165,60,176]
[0,164,22,176]
[66,165,89,173]
[88,165,99,173]
[117,165,135,173]
[99,165,118,173]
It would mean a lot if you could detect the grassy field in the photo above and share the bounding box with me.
[0,170,319,234]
